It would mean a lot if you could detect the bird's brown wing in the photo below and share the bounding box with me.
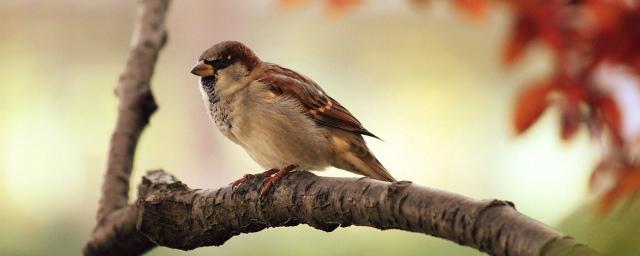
[258,63,379,139]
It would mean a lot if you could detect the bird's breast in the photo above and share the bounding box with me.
[199,81,238,143]
[210,102,233,133]
[228,93,333,170]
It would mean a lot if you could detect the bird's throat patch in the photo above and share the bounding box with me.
[201,75,217,90]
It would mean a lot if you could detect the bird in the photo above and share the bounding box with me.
[190,41,396,195]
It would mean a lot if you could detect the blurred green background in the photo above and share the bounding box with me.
[0,1,626,255]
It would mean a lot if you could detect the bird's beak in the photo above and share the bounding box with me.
[190,61,214,77]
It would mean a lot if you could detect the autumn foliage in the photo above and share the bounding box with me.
[282,0,640,213]
[505,0,640,213]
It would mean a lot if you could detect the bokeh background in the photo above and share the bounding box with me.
[1,1,637,255]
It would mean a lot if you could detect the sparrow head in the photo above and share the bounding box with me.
[191,41,261,88]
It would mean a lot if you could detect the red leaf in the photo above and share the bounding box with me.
[593,96,624,144]
[504,14,537,64]
[410,0,430,9]
[562,83,589,103]
[584,0,622,32]
[599,166,640,214]
[591,6,640,70]
[513,82,555,134]
[327,0,361,14]
[561,104,582,141]
[559,84,587,141]
[535,2,563,54]
[454,0,489,20]
[590,160,610,191]
[279,0,308,8]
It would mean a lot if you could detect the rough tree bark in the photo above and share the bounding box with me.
[134,170,597,256]
[83,0,599,255]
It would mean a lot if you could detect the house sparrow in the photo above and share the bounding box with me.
[191,41,396,194]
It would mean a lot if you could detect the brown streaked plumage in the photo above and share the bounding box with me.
[258,64,380,139]
[191,41,396,193]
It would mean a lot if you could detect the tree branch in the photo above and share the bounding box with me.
[134,170,596,256]
[97,0,168,221]
[84,0,598,255]
[84,0,169,255]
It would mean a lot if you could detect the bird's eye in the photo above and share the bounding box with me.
[205,56,233,70]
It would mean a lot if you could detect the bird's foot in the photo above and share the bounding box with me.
[260,164,298,198]
[230,168,279,187]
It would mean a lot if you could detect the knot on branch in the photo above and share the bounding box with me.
[138,169,185,199]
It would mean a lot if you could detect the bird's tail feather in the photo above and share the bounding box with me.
[361,154,397,182]
[331,133,397,182]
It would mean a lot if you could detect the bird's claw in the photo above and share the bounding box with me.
[260,164,298,199]
[230,168,280,188]
[229,165,297,197]
[229,173,256,187]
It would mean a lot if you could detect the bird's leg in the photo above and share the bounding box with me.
[230,168,279,187]
[260,164,298,197]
